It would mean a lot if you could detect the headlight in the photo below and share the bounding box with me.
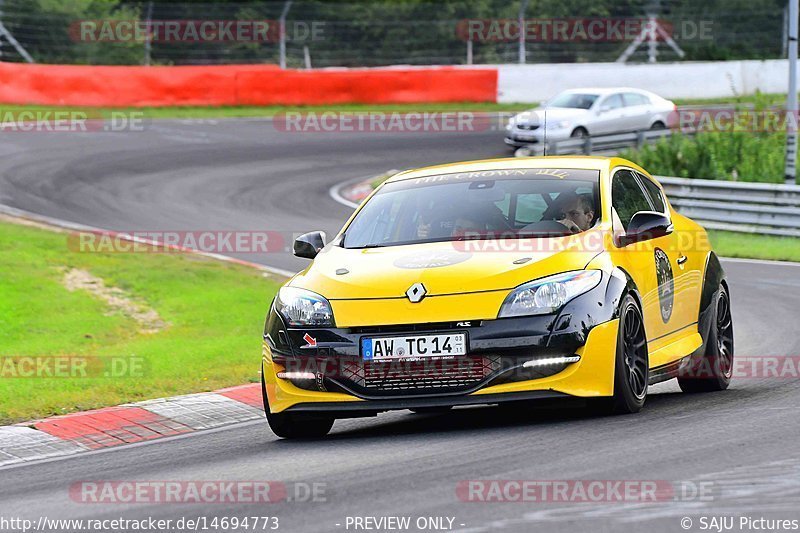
[507,111,536,130]
[506,115,518,130]
[275,287,334,327]
[498,270,602,318]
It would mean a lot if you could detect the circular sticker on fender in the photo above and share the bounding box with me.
[654,248,674,323]
[393,250,472,269]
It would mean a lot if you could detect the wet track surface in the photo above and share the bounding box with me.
[1,120,799,532]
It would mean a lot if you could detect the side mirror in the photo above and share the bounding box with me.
[618,211,673,247]
[293,231,326,259]
[598,105,612,114]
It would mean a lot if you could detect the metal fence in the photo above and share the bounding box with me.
[0,0,787,67]
[513,128,677,157]
[658,177,800,237]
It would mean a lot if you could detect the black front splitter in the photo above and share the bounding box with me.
[283,389,572,416]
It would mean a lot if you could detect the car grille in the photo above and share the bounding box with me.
[517,124,540,131]
[334,355,502,396]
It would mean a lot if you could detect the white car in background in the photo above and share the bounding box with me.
[505,88,676,149]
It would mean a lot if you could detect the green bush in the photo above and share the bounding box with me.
[621,132,787,183]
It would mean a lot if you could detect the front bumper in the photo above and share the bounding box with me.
[262,271,624,414]
[505,128,571,147]
[262,318,618,414]
[504,132,540,148]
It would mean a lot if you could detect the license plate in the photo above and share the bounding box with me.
[362,333,467,361]
[515,134,536,141]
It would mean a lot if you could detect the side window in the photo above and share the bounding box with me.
[612,170,651,231]
[602,94,624,110]
[623,93,650,107]
[637,173,667,214]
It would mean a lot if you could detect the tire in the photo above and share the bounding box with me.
[261,374,334,439]
[678,284,734,393]
[570,127,588,138]
[592,294,649,415]
[409,406,453,415]
[650,121,667,130]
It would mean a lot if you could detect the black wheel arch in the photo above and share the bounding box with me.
[700,252,726,313]
[606,266,643,319]
[697,252,727,350]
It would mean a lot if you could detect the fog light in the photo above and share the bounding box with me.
[522,355,581,368]
[277,371,316,380]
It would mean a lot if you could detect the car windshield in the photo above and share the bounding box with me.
[342,169,601,249]
[547,93,599,110]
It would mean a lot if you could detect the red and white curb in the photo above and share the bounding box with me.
[329,170,397,209]
[0,206,282,467]
[0,384,263,467]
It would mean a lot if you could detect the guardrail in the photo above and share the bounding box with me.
[656,177,800,238]
[514,128,677,157]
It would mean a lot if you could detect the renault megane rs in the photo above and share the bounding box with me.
[261,156,733,438]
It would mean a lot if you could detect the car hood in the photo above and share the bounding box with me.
[514,107,589,126]
[289,236,603,301]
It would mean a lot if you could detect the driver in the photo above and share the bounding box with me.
[553,191,596,233]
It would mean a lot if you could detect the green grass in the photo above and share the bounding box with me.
[673,93,787,107]
[0,102,533,120]
[0,220,281,424]
[0,93,788,119]
[708,230,800,263]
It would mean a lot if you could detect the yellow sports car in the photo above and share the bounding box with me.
[261,156,733,438]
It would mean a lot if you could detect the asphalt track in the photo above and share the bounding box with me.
[1,120,800,533]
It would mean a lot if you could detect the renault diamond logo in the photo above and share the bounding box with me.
[406,282,427,303]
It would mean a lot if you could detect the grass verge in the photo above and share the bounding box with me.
[0,94,786,119]
[708,230,800,263]
[0,218,282,424]
[1,102,532,120]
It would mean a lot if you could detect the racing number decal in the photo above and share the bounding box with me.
[654,248,674,323]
